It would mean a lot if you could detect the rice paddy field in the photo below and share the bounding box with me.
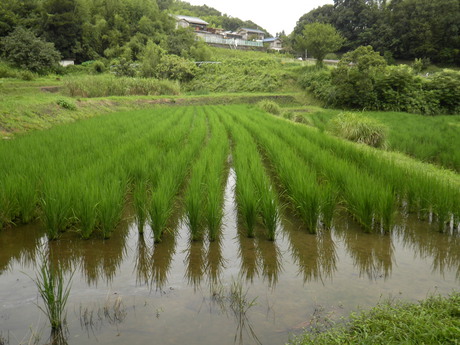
[0,105,459,344]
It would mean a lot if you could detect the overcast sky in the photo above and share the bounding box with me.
[183,0,334,36]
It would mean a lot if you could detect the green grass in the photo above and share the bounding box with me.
[300,108,460,173]
[289,292,460,345]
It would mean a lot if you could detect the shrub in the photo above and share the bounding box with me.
[0,62,19,78]
[56,98,77,111]
[156,54,198,82]
[91,61,106,74]
[324,53,338,60]
[298,66,333,104]
[374,65,430,113]
[0,27,61,74]
[426,70,460,114]
[328,112,387,148]
[257,99,281,115]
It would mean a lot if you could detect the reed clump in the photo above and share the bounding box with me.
[328,112,388,148]
[63,75,180,97]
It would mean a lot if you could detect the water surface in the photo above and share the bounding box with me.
[1,171,459,344]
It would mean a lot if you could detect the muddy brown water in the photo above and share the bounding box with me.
[1,170,459,344]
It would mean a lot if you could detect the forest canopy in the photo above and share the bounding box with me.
[292,0,460,64]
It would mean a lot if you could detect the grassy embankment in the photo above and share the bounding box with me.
[0,76,303,138]
[289,292,460,345]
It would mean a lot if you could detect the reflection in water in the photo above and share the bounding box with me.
[185,237,206,290]
[254,235,282,288]
[282,216,337,283]
[134,233,151,286]
[396,214,460,279]
[237,230,259,283]
[206,235,226,287]
[0,223,42,274]
[47,214,131,285]
[336,216,394,280]
[2,174,460,345]
[150,228,177,291]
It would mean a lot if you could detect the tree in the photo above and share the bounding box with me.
[299,23,344,66]
[41,0,82,59]
[0,27,61,74]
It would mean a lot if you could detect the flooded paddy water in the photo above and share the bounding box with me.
[1,170,459,345]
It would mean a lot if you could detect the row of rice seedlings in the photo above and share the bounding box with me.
[229,105,395,233]
[219,109,280,240]
[201,108,229,241]
[127,109,187,233]
[285,112,460,230]
[230,113,325,233]
[150,109,208,242]
[183,107,230,241]
[185,161,205,241]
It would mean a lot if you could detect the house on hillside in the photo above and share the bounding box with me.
[237,28,265,41]
[263,37,283,51]
[175,15,209,31]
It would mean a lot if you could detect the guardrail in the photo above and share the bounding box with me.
[199,35,263,47]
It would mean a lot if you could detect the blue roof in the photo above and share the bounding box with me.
[263,37,279,43]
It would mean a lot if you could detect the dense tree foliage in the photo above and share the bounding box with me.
[0,26,61,73]
[299,46,460,114]
[293,0,460,64]
[0,0,268,64]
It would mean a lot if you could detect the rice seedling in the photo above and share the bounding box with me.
[74,186,99,240]
[41,180,73,241]
[206,174,225,241]
[13,175,38,224]
[97,178,126,239]
[149,180,175,243]
[0,178,18,229]
[320,183,338,230]
[133,180,150,234]
[235,175,259,238]
[184,164,205,241]
[30,258,73,331]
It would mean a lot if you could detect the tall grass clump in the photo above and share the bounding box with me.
[328,112,388,148]
[63,75,181,97]
[256,100,281,115]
